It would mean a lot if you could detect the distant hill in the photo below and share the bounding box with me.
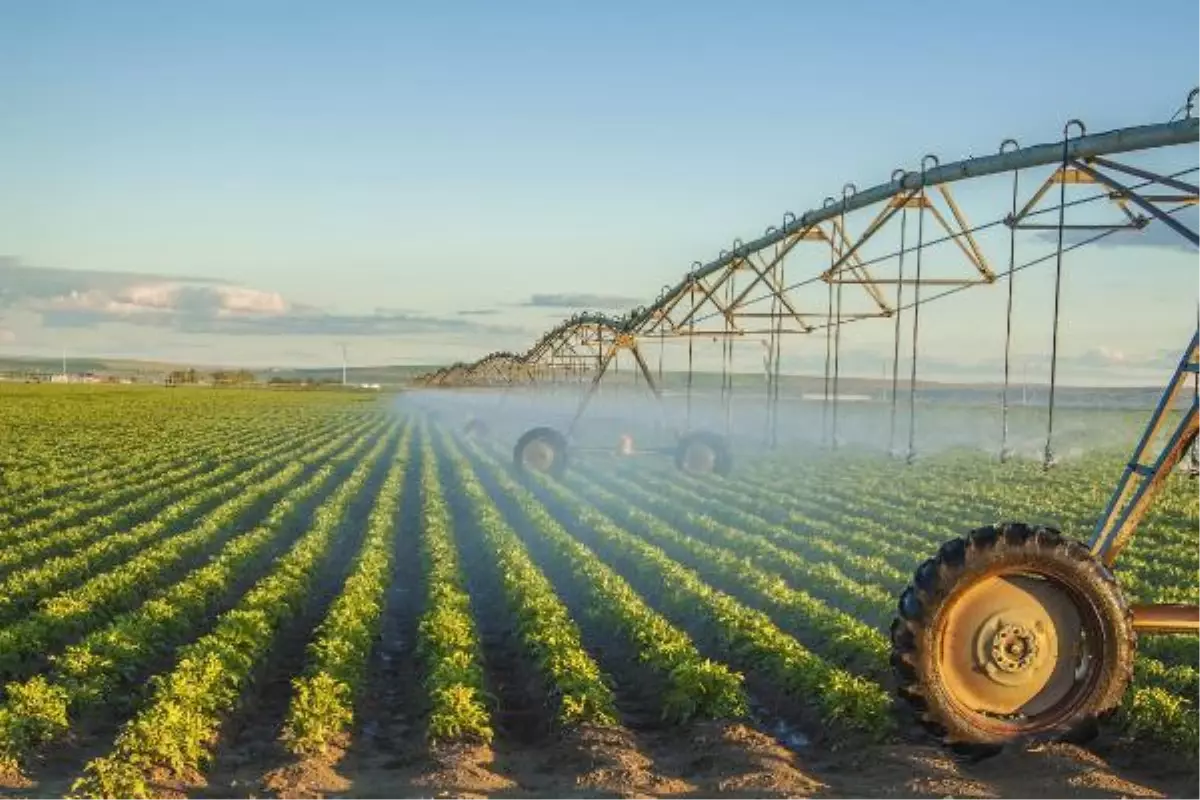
[0,353,1177,408]
[263,364,442,385]
[0,355,442,387]
[0,355,200,377]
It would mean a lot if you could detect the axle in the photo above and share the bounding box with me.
[1130,603,1200,635]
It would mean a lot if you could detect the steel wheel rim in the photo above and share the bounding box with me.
[936,570,1100,735]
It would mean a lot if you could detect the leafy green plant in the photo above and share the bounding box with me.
[280,424,414,758]
[69,424,400,798]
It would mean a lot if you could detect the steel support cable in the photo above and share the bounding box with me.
[626,115,1197,334]
[1000,139,1021,462]
[682,166,1198,330]
[888,203,909,457]
[432,133,1200,388]
[752,200,1194,339]
[787,200,1200,359]
[1045,122,1084,471]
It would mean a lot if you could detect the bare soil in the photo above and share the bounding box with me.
[4,718,1196,798]
[212,721,1197,799]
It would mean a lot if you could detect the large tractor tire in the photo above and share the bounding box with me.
[513,426,569,478]
[890,523,1133,756]
[674,431,733,477]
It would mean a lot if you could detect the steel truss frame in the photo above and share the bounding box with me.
[416,89,1198,464]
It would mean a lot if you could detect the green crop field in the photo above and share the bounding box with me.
[0,384,1195,799]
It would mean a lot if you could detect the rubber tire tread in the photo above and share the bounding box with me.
[513,426,569,478]
[889,522,1134,758]
[674,430,733,477]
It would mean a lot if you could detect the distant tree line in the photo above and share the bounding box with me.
[166,369,257,386]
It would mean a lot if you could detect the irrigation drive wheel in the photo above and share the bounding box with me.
[463,417,490,438]
[513,426,568,477]
[890,523,1134,754]
[674,431,732,477]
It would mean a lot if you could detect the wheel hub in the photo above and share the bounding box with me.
[941,574,1087,719]
[682,443,715,474]
[984,620,1043,680]
[522,440,555,472]
[993,625,1035,672]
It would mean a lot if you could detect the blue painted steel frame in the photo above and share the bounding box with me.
[1089,331,1200,565]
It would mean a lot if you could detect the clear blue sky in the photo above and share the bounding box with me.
[0,1,1196,378]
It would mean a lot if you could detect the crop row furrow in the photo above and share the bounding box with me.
[69,421,400,799]
[0,401,369,517]
[579,462,895,630]
[461,438,752,723]
[739,464,1198,605]
[569,463,891,678]
[517,457,895,739]
[0,423,387,776]
[661,464,927,573]
[0,418,385,677]
[0,404,351,518]
[414,429,493,746]
[0,420,344,579]
[437,429,621,729]
[280,423,415,758]
[0,414,295,532]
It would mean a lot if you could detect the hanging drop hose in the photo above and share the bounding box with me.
[771,260,785,450]
[823,277,834,448]
[723,273,734,437]
[820,198,837,449]
[907,157,937,464]
[832,269,843,450]
[725,334,734,438]
[1192,302,1199,477]
[657,329,664,384]
[770,215,794,451]
[888,198,909,457]
[1000,139,1020,463]
[687,285,696,430]
[1045,122,1083,470]
[771,260,784,450]
[832,186,853,451]
[765,271,780,448]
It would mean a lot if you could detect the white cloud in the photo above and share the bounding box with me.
[0,262,534,367]
[45,281,291,319]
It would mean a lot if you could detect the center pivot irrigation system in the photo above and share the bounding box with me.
[417,88,1200,750]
